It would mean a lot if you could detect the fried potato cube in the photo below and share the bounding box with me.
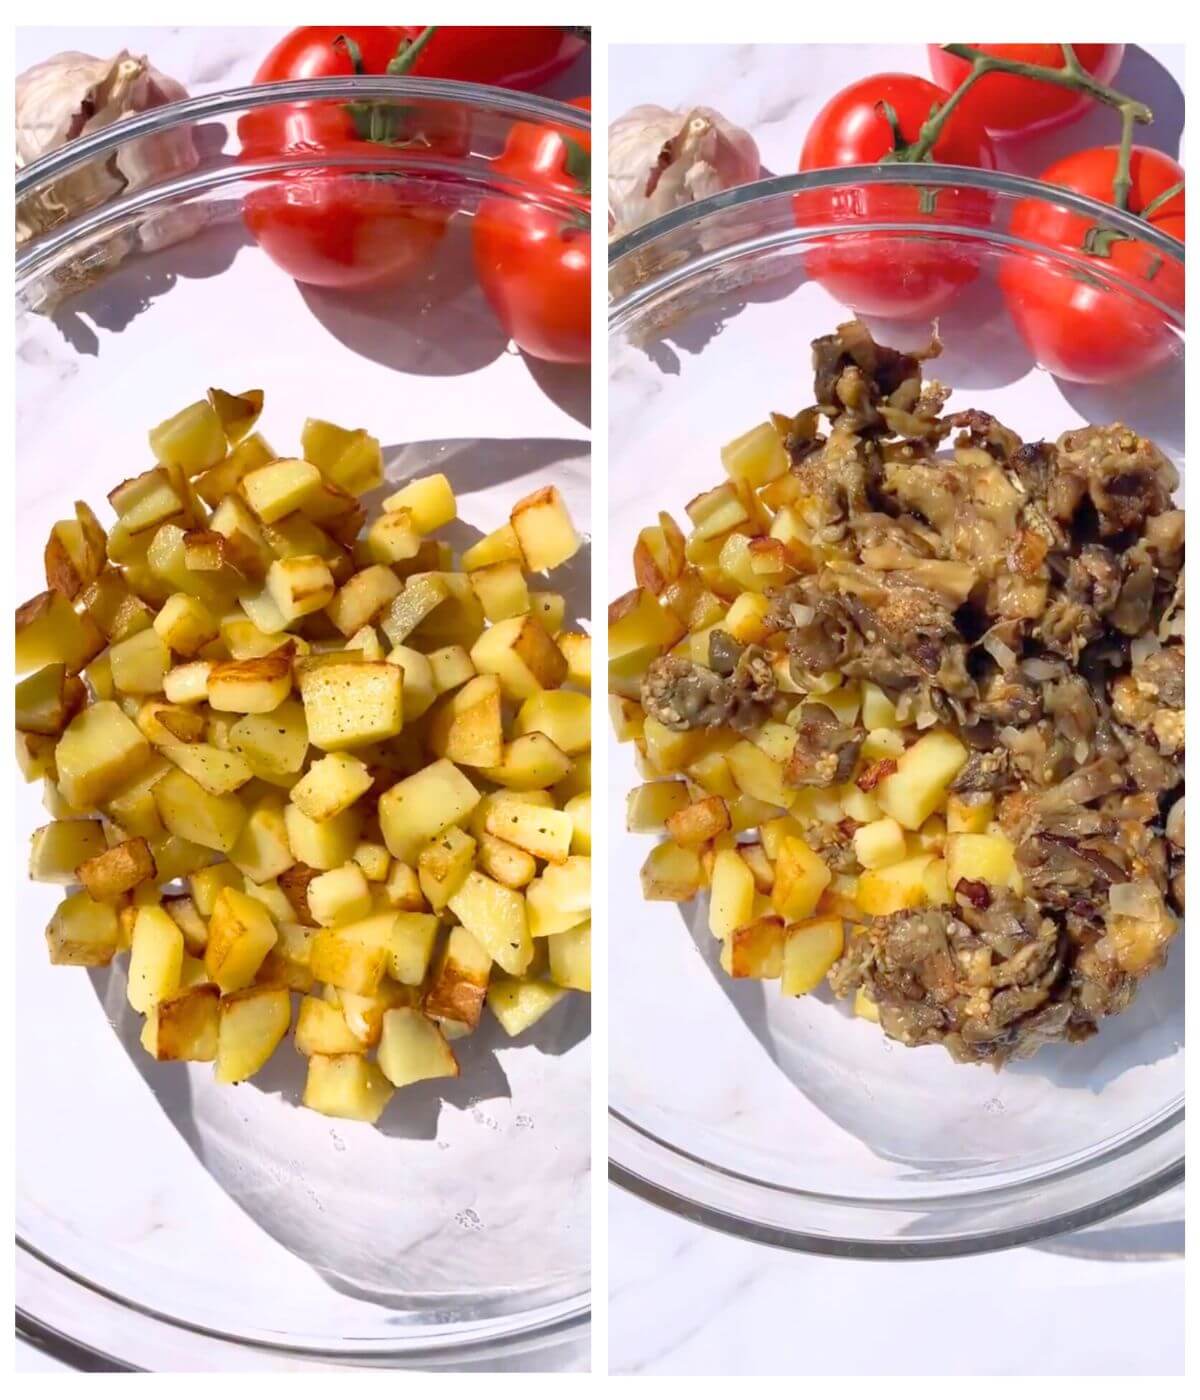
[30,819,106,883]
[448,871,531,976]
[301,419,383,496]
[228,795,294,882]
[853,817,907,871]
[555,630,591,688]
[724,915,786,979]
[468,560,530,623]
[310,927,388,995]
[424,925,491,1028]
[326,564,402,636]
[771,835,832,921]
[163,659,212,706]
[477,832,537,889]
[135,699,207,747]
[208,652,293,714]
[427,644,476,695]
[665,795,730,849]
[525,855,590,939]
[54,701,153,810]
[484,801,573,863]
[377,1007,460,1086]
[513,690,591,757]
[417,826,477,911]
[44,506,106,601]
[205,887,278,993]
[153,592,219,657]
[308,863,372,926]
[228,698,309,784]
[127,906,185,1012]
[289,752,372,823]
[487,977,566,1037]
[297,659,404,750]
[45,889,121,966]
[189,861,244,916]
[149,397,227,472]
[721,420,788,487]
[383,644,434,721]
[427,673,503,768]
[379,911,437,985]
[508,484,579,572]
[16,663,88,738]
[861,682,900,730]
[141,983,220,1062]
[382,473,456,534]
[363,509,421,565]
[640,840,703,902]
[76,836,156,900]
[781,916,845,995]
[481,733,573,791]
[215,984,292,1083]
[724,740,790,810]
[708,848,756,939]
[295,995,366,1056]
[855,854,934,917]
[302,1053,393,1123]
[459,522,523,572]
[152,767,247,855]
[351,840,390,883]
[945,832,1020,893]
[161,744,254,796]
[16,589,104,675]
[627,780,690,834]
[946,793,994,834]
[108,628,170,696]
[263,554,334,624]
[547,921,590,992]
[378,758,480,864]
[875,730,969,831]
[379,858,425,911]
[283,801,362,871]
[379,572,451,647]
[469,613,567,701]
[241,457,321,523]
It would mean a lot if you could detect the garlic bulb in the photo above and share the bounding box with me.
[16,49,202,280]
[608,104,760,239]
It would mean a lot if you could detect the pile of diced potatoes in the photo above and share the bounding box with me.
[17,388,590,1125]
[609,417,1019,1016]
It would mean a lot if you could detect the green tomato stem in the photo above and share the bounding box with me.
[1139,179,1185,222]
[387,25,438,77]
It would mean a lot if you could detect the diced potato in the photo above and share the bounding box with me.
[627,779,691,833]
[875,730,969,831]
[45,889,121,966]
[524,855,590,939]
[326,564,401,636]
[378,758,480,864]
[947,793,994,835]
[721,420,788,487]
[153,593,218,657]
[547,921,590,991]
[427,673,503,768]
[205,887,277,992]
[640,840,703,901]
[16,664,87,736]
[301,419,383,495]
[448,871,531,976]
[781,917,845,995]
[289,751,371,821]
[307,863,373,926]
[382,473,456,534]
[241,458,320,523]
[856,855,934,917]
[228,795,294,882]
[377,1007,460,1085]
[127,906,185,1013]
[468,559,529,623]
[470,613,567,701]
[154,767,247,854]
[163,659,212,705]
[484,800,573,863]
[190,862,244,916]
[76,836,156,900]
[481,733,572,791]
[861,682,900,730]
[424,925,491,1028]
[427,644,476,695]
[30,818,107,883]
[665,795,730,848]
[136,699,207,747]
[297,659,404,750]
[380,859,425,911]
[727,740,792,810]
[708,848,755,939]
[853,817,907,871]
[55,701,152,810]
[771,835,832,922]
[149,398,227,472]
[417,825,477,910]
[564,791,591,856]
[945,832,1020,893]
[487,978,566,1036]
[513,690,590,757]
[302,1053,393,1123]
[16,588,104,674]
[295,995,367,1056]
[283,802,361,871]
[141,983,221,1062]
[214,985,291,1083]
[923,858,951,906]
[363,509,421,565]
[207,652,293,715]
[509,484,579,572]
[310,926,388,995]
[161,743,253,796]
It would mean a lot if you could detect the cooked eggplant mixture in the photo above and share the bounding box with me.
[619,320,1183,1066]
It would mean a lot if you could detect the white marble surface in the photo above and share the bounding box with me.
[16,24,589,1375]
[608,42,1184,1378]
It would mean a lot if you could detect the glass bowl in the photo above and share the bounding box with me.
[17,79,590,1370]
[608,167,1183,1257]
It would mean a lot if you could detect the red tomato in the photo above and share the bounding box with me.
[797,74,997,318]
[1001,146,1184,384]
[472,97,591,364]
[928,45,1125,139]
[240,27,469,289]
[253,24,583,91]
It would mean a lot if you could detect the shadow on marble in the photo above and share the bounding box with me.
[520,351,590,429]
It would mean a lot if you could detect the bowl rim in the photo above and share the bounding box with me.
[607,163,1185,273]
[607,162,1184,1257]
[16,75,588,197]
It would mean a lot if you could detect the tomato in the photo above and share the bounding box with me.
[796,74,997,318]
[472,97,591,364]
[928,45,1125,139]
[1001,146,1184,384]
[240,27,469,289]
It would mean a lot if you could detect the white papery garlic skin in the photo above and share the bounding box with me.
[17,50,200,253]
[608,103,761,239]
